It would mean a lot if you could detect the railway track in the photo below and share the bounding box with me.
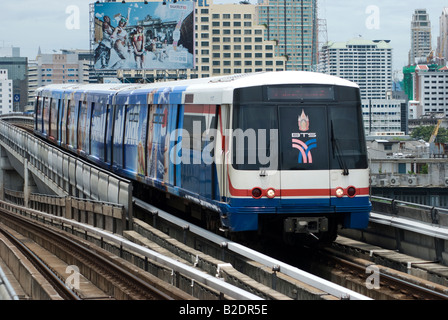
[2,191,448,301]
[312,244,448,300]
[0,206,189,300]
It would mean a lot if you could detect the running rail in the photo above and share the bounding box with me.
[0,200,261,300]
[134,198,371,300]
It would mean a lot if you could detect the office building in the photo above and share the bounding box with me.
[410,64,448,118]
[409,9,432,65]
[437,7,448,65]
[256,0,318,71]
[0,48,28,112]
[0,69,13,115]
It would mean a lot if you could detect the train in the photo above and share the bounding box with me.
[34,71,371,244]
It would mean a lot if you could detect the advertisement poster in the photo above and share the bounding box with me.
[93,1,194,70]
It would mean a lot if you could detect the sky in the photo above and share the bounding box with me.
[0,0,445,77]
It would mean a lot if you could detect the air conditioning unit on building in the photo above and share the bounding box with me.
[379,179,389,187]
[390,176,400,186]
[444,177,448,186]
[370,176,377,186]
[407,176,417,186]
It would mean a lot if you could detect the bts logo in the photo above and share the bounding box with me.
[292,110,317,164]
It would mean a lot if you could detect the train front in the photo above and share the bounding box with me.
[223,80,371,243]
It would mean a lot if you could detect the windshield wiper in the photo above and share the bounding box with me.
[331,122,349,176]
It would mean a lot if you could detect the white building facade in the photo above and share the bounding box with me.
[320,38,393,100]
[0,69,13,115]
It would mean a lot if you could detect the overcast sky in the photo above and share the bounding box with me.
[0,0,445,77]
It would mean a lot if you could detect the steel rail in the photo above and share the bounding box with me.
[0,200,262,300]
[370,211,448,240]
[0,225,81,300]
[134,198,371,300]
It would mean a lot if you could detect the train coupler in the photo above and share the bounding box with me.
[284,217,329,234]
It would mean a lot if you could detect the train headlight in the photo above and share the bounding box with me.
[347,186,356,198]
[335,187,344,198]
[266,189,276,199]
[251,187,263,199]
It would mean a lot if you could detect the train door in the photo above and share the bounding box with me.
[35,95,43,132]
[49,97,59,143]
[59,97,68,146]
[278,105,330,207]
[123,104,148,177]
[66,99,78,151]
[105,104,113,165]
[146,103,174,184]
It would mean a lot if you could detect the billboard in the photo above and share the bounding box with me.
[93,1,194,70]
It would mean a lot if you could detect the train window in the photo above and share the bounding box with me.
[328,104,368,170]
[279,106,329,171]
[232,104,278,170]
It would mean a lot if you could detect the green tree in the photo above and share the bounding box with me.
[411,125,448,143]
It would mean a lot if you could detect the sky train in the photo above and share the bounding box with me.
[34,71,371,244]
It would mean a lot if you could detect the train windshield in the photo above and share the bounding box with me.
[232,86,368,171]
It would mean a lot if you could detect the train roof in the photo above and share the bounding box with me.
[36,72,359,104]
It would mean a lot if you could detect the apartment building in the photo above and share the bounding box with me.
[413,64,448,118]
[320,38,393,100]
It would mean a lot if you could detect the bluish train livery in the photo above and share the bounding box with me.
[35,71,371,243]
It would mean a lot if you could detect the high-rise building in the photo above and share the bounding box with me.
[35,51,90,86]
[320,38,393,100]
[27,50,91,108]
[409,9,432,66]
[0,47,28,112]
[410,64,448,118]
[320,38,406,135]
[256,0,318,71]
[0,69,13,115]
[437,7,448,65]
